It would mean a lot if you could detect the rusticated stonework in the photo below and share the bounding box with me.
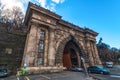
[22,2,102,72]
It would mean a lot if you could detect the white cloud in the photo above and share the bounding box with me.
[0,0,65,13]
[47,3,56,11]
[50,3,56,11]
[36,0,46,8]
[52,0,65,4]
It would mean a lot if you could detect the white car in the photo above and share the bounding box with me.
[71,66,83,72]
[105,62,113,68]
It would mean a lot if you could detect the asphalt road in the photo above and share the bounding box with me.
[90,73,120,80]
[0,71,94,80]
[90,67,120,80]
[1,66,120,80]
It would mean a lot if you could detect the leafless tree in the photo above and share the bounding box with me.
[0,4,25,31]
[97,38,120,64]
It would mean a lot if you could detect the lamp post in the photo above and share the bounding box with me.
[118,58,120,61]
[81,57,89,77]
[23,56,27,70]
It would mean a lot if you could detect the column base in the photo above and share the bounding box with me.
[24,66,65,74]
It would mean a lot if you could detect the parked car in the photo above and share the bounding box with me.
[0,69,8,77]
[71,66,83,72]
[87,66,110,74]
[105,62,113,68]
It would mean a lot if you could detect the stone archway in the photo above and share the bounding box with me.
[63,40,81,69]
[55,36,84,68]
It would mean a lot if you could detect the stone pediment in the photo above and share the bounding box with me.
[24,2,61,26]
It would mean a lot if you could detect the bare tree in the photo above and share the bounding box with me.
[0,0,4,22]
[11,7,24,29]
[97,38,120,64]
[0,4,25,31]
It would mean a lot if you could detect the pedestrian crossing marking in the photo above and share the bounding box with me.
[25,76,30,80]
[110,75,120,78]
[40,75,51,80]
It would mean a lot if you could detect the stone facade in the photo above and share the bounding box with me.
[23,2,101,72]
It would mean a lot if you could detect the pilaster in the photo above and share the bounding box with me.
[24,24,38,67]
[48,28,56,66]
[93,43,102,65]
[90,41,96,65]
[86,40,94,66]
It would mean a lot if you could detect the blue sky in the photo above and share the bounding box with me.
[1,0,120,49]
[55,0,120,49]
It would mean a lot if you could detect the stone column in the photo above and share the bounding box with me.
[93,43,102,65]
[86,40,94,66]
[21,31,30,66]
[24,24,38,67]
[48,28,55,66]
[34,26,39,67]
[43,29,49,66]
[77,52,81,67]
[90,42,96,65]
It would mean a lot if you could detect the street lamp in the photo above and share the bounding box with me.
[23,56,27,70]
[118,58,120,61]
[81,57,89,77]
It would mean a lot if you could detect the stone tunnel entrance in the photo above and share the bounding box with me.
[63,40,81,69]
